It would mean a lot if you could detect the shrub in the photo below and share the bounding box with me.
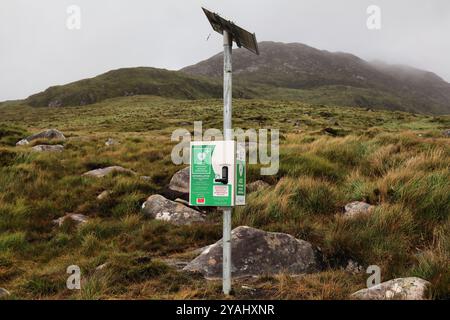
[289,177,342,215]
[0,232,28,252]
[322,204,417,274]
[279,152,342,181]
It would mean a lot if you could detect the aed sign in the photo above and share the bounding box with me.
[189,141,246,207]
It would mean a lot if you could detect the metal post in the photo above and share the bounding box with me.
[222,30,232,296]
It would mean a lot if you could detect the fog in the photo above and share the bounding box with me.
[1,0,449,101]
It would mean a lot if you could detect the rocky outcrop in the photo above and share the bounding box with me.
[141,194,205,225]
[344,201,375,218]
[351,277,430,300]
[247,180,270,193]
[168,167,190,194]
[183,226,319,279]
[53,213,89,227]
[16,129,66,146]
[31,145,64,153]
[83,166,136,178]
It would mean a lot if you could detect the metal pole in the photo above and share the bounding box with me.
[222,30,232,296]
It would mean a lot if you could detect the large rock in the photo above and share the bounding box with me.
[83,166,136,178]
[168,167,190,194]
[53,213,89,227]
[443,129,450,137]
[344,201,375,218]
[141,194,205,225]
[351,277,430,300]
[247,180,270,193]
[183,226,319,279]
[0,288,10,298]
[31,145,64,153]
[16,129,66,146]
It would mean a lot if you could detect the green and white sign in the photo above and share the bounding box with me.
[189,141,245,207]
[235,142,246,205]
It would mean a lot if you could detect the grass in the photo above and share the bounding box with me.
[0,96,449,299]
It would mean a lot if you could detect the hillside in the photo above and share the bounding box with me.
[25,67,230,108]
[182,42,450,114]
[18,42,450,115]
[0,96,449,299]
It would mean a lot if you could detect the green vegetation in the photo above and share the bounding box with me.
[0,96,449,299]
[26,68,226,107]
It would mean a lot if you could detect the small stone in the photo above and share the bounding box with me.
[442,129,450,137]
[351,277,430,300]
[241,285,257,292]
[141,194,205,225]
[53,213,89,227]
[140,176,152,181]
[105,138,119,146]
[31,145,64,153]
[344,201,375,218]
[344,260,364,274]
[95,263,109,271]
[97,191,110,200]
[16,139,29,146]
[83,166,136,178]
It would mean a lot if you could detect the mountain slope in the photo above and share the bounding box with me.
[182,42,450,114]
[25,67,227,108]
[22,42,450,114]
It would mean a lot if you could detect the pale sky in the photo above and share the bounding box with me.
[1,0,449,101]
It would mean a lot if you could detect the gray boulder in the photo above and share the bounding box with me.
[351,277,430,300]
[344,201,375,218]
[443,129,450,137]
[16,129,65,146]
[83,166,136,178]
[0,288,10,298]
[183,226,319,279]
[53,213,89,227]
[247,180,270,193]
[141,194,205,225]
[31,144,64,153]
[169,167,190,194]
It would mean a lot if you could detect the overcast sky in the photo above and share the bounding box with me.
[1,0,449,101]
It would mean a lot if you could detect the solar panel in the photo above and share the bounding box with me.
[202,7,259,55]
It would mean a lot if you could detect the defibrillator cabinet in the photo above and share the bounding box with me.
[189,141,246,207]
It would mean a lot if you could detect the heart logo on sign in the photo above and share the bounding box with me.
[197,152,207,162]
